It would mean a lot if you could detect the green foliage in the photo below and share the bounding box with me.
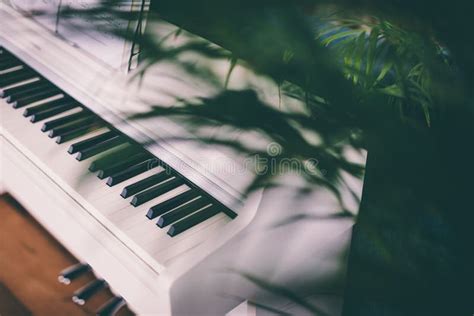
[317,17,446,126]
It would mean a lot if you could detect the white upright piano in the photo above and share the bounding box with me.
[0,1,366,315]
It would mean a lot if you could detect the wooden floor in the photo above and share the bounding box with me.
[0,194,133,316]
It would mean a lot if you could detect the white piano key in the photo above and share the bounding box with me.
[0,65,26,76]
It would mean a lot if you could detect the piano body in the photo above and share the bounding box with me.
[0,2,366,315]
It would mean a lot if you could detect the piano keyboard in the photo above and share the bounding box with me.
[0,47,236,241]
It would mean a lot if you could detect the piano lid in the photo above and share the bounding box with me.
[7,0,60,32]
[7,0,146,72]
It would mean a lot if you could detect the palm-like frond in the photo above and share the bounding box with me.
[317,17,446,126]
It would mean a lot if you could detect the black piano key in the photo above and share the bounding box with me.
[147,189,200,220]
[0,48,13,55]
[0,59,13,65]
[0,57,19,64]
[12,88,62,108]
[130,177,184,207]
[3,79,48,99]
[1,78,39,98]
[76,136,128,161]
[0,52,15,58]
[58,263,91,285]
[88,145,145,172]
[0,68,36,89]
[68,130,117,154]
[23,97,73,117]
[0,52,15,59]
[121,170,171,198]
[0,50,15,57]
[3,75,47,98]
[97,152,149,179]
[72,279,108,305]
[0,61,21,72]
[156,197,210,227]
[0,61,16,69]
[0,55,15,63]
[0,54,15,63]
[30,101,78,122]
[0,53,19,64]
[106,158,158,187]
[56,124,102,144]
[49,116,98,138]
[96,297,125,316]
[41,110,90,131]
[167,205,221,237]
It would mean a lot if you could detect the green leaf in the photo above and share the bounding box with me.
[421,102,432,127]
[316,25,343,39]
[321,29,362,46]
[378,84,404,97]
[366,27,380,81]
[224,57,238,88]
[350,31,367,85]
[374,60,393,85]
[174,27,183,39]
[282,49,294,63]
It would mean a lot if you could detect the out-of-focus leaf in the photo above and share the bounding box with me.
[321,29,362,46]
[378,84,404,97]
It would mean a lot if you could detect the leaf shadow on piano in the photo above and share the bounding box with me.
[29,0,474,315]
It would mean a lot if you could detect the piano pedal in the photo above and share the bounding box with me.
[58,263,132,314]
[96,296,126,316]
[58,262,91,284]
[72,279,108,305]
